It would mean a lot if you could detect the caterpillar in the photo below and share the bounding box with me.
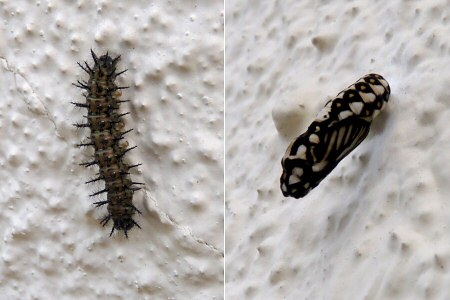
[72,50,143,238]
[280,73,390,198]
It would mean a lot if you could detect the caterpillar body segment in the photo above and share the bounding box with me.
[280,74,390,198]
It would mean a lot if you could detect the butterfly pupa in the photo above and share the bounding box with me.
[280,73,390,198]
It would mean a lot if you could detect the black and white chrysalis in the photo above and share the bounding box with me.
[280,74,390,198]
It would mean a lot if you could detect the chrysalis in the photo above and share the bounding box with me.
[280,74,390,198]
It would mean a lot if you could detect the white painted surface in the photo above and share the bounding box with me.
[0,1,223,299]
[226,1,450,299]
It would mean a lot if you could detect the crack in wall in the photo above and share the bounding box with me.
[0,56,63,139]
[0,55,224,257]
[143,189,224,257]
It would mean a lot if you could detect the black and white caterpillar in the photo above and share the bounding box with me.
[280,73,390,198]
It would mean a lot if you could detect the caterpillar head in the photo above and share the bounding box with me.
[114,217,136,232]
[107,198,141,238]
[111,214,141,238]
[90,49,120,76]
[98,55,119,73]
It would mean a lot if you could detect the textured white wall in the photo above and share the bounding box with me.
[0,1,223,299]
[226,1,450,299]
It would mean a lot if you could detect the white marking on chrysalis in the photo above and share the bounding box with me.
[312,160,328,172]
[378,79,389,89]
[359,91,376,103]
[289,175,301,185]
[336,126,367,162]
[338,110,354,120]
[293,167,304,177]
[349,102,364,115]
[369,84,385,96]
[323,129,337,161]
[296,145,307,159]
[310,145,318,161]
[309,134,320,144]
[336,125,347,150]
[343,124,353,145]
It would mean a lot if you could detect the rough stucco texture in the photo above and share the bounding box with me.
[0,1,223,299]
[226,1,450,299]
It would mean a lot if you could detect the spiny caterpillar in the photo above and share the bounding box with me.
[280,73,390,198]
[72,50,143,237]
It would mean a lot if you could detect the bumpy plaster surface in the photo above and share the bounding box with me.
[0,1,223,299]
[226,1,450,299]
